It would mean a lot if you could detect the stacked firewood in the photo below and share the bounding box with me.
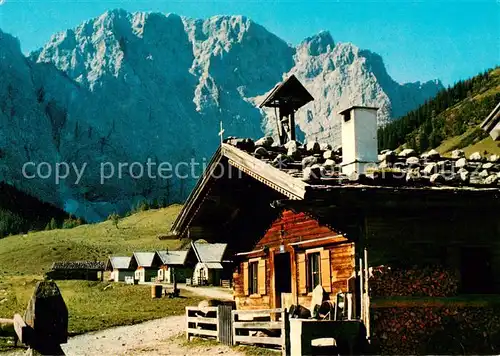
[370,306,500,355]
[370,266,459,297]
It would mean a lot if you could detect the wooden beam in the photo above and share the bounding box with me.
[223,143,308,200]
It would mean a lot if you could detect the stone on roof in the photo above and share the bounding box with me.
[51,261,105,270]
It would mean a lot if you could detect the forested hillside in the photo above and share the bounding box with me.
[378,67,500,154]
[0,182,69,238]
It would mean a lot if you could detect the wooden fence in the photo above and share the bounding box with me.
[185,305,233,345]
[232,308,289,351]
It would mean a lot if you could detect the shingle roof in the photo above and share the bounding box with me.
[51,261,105,270]
[156,250,189,266]
[192,242,227,263]
[132,252,156,267]
[107,256,132,270]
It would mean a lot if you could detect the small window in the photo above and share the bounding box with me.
[308,252,321,292]
[248,261,259,295]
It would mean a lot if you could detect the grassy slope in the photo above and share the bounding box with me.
[436,68,500,155]
[397,68,500,156]
[0,204,204,350]
[0,204,184,276]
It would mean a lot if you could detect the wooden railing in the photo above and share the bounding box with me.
[232,308,289,351]
[185,305,233,345]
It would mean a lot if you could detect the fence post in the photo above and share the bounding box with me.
[185,307,190,341]
[231,310,237,346]
[217,305,233,346]
[281,309,290,356]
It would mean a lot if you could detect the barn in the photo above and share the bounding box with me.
[172,76,500,354]
[191,241,231,286]
[105,256,134,282]
[46,261,105,281]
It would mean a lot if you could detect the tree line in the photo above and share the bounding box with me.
[378,67,500,153]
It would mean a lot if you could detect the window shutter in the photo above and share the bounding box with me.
[258,259,266,295]
[243,262,249,296]
[297,253,307,295]
[320,249,332,292]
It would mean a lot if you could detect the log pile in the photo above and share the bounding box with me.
[370,266,459,297]
[371,306,500,355]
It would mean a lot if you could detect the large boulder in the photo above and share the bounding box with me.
[302,156,318,168]
[469,151,482,161]
[451,149,465,159]
[398,148,415,157]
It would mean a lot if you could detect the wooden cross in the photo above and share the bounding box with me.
[218,121,225,145]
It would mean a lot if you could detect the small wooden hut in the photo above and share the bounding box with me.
[155,249,192,283]
[46,261,105,281]
[105,256,134,282]
[129,252,161,283]
[191,241,231,286]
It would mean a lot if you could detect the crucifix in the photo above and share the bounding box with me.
[218,121,225,145]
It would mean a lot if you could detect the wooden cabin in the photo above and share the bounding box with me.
[481,101,500,141]
[130,252,161,283]
[191,241,231,286]
[46,261,105,281]
[171,76,500,353]
[155,249,192,283]
[105,256,134,282]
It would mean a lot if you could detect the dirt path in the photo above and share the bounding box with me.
[61,315,244,356]
[60,287,239,355]
[178,284,233,301]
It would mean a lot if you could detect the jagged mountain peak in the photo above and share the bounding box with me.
[0,11,443,221]
[299,30,335,56]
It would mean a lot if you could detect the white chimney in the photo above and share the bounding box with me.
[339,106,379,176]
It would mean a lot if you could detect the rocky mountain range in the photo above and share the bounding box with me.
[0,9,443,221]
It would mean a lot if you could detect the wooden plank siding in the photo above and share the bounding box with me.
[234,209,356,311]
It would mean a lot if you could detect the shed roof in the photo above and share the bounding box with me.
[51,261,105,271]
[203,262,224,269]
[192,242,227,263]
[480,101,500,140]
[259,75,314,110]
[131,252,156,268]
[156,250,189,266]
[106,256,132,270]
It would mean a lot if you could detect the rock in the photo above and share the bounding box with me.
[469,151,482,161]
[254,146,269,158]
[323,159,335,170]
[421,149,440,159]
[255,136,274,148]
[451,149,465,159]
[380,149,391,154]
[406,168,421,182]
[319,143,332,151]
[459,170,469,182]
[484,174,499,185]
[479,169,489,178]
[302,156,318,168]
[272,154,290,168]
[323,150,334,160]
[398,148,415,157]
[306,141,321,153]
[379,161,390,169]
[430,173,445,184]
[422,163,437,175]
[406,156,420,165]
[455,158,467,169]
[490,154,499,162]
[482,162,494,170]
[302,166,322,181]
[286,140,301,159]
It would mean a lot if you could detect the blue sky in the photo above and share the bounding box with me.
[0,0,498,86]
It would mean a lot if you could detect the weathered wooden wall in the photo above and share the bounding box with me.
[233,210,356,310]
[365,211,500,292]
